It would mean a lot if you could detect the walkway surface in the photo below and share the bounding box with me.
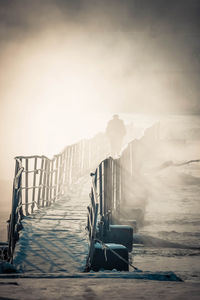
[13,176,91,273]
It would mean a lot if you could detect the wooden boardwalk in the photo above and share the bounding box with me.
[13,176,91,273]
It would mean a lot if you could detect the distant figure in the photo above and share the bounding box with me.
[106,114,126,157]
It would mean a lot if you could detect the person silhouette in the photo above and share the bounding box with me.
[106,114,126,157]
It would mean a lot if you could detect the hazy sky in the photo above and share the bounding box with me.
[0,0,200,180]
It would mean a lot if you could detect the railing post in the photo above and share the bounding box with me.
[31,157,37,213]
[25,158,29,215]
[54,156,58,201]
[41,159,48,207]
[59,153,64,195]
[116,158,121,218]
[99,163,103,216]
[8,158,21,262]
[111,159,114,212]
[49,159,53,204]
[46,160,50,206]
[103,158,112,228]
[69,147,73,185]
[37,157,44,207]
[18,158,23,220]
[57,154,61,196]
[63,150,67,188]
[60,152,64,194]
[65,147,69,187]
[120,154,125,205]
[71,145,75,183]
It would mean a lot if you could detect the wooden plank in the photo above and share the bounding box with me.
[57,154,62,196]
[41,159,48,207]
[46,160,50,206]
[116,158,121,218]
[37,158,44,207]
[99,163,103,215]
[64,148,69,187]
[63,150,67,186]
[49,160,53,204]
[31,157,37,213]
[54,156,58,202]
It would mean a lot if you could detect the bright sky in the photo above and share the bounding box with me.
[0,0,199,183]
[0,28,163,182]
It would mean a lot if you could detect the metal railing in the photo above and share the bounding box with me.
[7,136,110,262]
[85,156,122,270]
[85,139,146,270]
[7,123,160,264]
[85,128,166,270]
[85,176,99,271]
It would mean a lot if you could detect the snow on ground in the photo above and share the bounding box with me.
[0,278,200,300]
[13,176,91,273]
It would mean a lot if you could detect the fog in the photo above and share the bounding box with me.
[121,119,200,233]
[0,0,200,211]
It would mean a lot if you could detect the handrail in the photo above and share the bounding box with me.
[85,175,99,271]
[15,155,51,160]
[91,177,99,205]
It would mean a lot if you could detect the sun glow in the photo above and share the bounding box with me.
[1,33,115,156]
[0,24,174,179]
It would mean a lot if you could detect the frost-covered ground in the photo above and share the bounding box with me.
[13,176,91,273]
[132,163,200,282]
[0,277,199,300]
